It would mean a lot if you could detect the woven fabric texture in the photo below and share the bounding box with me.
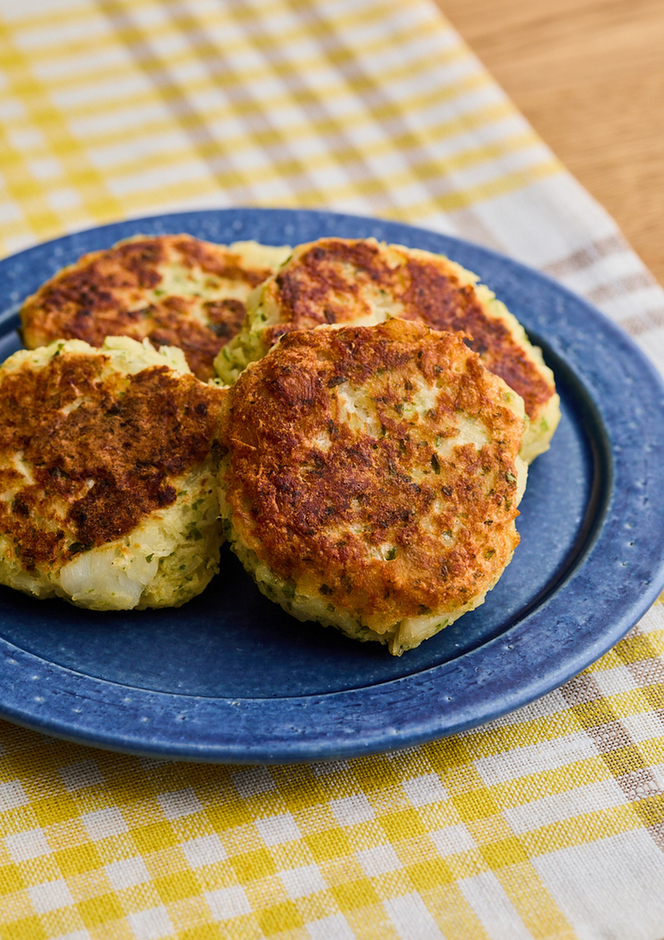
[1,1,664,938]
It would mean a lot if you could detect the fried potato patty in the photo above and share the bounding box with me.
[215,237,560,462]
[20,234,290,382]
[0,337,225,610]
[218,319,527,655]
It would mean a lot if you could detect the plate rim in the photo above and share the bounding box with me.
[1,206,664,764]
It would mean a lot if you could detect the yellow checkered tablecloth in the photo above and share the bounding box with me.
[1,1,664,938]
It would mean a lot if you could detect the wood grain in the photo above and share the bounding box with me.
[436,0,664,285]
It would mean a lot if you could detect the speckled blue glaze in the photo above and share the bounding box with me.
[1,208,663,763]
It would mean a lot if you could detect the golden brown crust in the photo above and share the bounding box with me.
[219,319,524,630]
[20,234,282,381]
[262,238,554,423]
[0,348,225,572]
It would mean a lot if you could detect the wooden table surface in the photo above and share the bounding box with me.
[437,0,664,286]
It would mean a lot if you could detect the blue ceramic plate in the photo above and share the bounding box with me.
[1,208,664,764]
